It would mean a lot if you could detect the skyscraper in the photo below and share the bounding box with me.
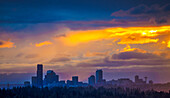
[44,70,59,85]
[37,64,43,87]
[135,75,139,83]
[88,75,95,86]
[96,69,103,83]
[72,76,78,85]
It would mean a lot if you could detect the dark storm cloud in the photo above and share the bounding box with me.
[112,51,160,60]
[112,4,170,24]
[49,57,71,63]
[0,0,169,32]
[112,4,170,17]
[77,51,170,68]
[77,59,170,68]
[154,18,168,24]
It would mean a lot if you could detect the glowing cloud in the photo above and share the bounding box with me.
[60,26,170,46]
[118,38,159,44]
[0,40,15,48]
[123,44,146,53]
[35,41,52,47]
[168,41,170,48]
[60,30,111,46]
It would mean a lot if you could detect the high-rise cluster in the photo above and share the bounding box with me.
[88,69,106,86]
[28,64,154,88]
[31,64,88,87]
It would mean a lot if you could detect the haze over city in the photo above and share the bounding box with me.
[0,0,170,85]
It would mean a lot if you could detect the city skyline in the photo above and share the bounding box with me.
[28,64,154,88]
[0,0,170,85]
[0,62,169,84]
[29,64,154,86]
[0,63,170,93]
[0,61,169,84]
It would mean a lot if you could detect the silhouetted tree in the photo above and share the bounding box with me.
[0,86,170,98]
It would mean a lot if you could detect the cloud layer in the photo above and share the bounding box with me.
[60,26,170,47]
[0,40,15,48]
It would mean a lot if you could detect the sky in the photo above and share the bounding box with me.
[0,0,170,84]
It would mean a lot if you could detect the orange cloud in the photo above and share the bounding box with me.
[168,41,170,48]
[60,30,111,46]
[118,37,159,44]
[0,40,15,48]
[60,25,170,46]
[35,41,52,47]
[123,44,146,53]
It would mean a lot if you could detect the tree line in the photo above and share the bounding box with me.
[0,86,170,98]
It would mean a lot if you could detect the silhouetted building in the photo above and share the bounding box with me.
[96,69,103,83]
[72,76,78,85]
[135,75,146,84]
[59,80,65,84]
[44,70,59,85]
[88,75,95,86]
[32,76,37,87]
[117,78,133,86]
[24,81,30,87]
[67,80,73,85]
[144,77,148,83]
[107,78,133,86]
[135,75,139,83]
[149,80,153,85]
[37,64,43,87]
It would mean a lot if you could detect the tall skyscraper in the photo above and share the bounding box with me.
[88,75,95,86]
[96,69,103,83]
[72,76,78,85]
[44,70,59,85]
[37,64,43,87]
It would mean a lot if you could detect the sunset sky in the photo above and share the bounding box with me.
[0,0,170,84]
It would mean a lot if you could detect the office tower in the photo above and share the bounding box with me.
[24,81,30,87]
[72,76,78,85]
[88,75,95,86]
[44,70,59,85]
[144,77,148,83]
[96,69,103,83]
[37,64,43,87]
[32,76,37,87]
[149,80,153,85]
[67,80,73,85]
[135,75,139,83]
